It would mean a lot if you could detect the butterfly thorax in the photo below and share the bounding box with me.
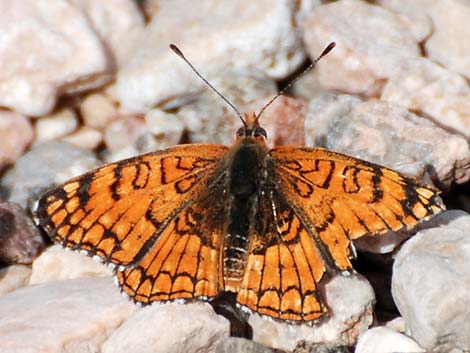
[223,124,269,292]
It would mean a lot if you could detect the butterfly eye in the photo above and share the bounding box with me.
[254,127,267,138]
[236,127,244,137]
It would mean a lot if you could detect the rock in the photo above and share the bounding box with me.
[177,74,277,145]
[0,1,112,116]
[116,0,307,112]
[145,109,185,147]
[2,141,100,208]
[305,94,470,189]
[381,58,470,138]
[34,108,78,144]
[253,96,308,148]
[392,210,470,352]
[102,302,230,353]
[249,274,375,351]
[355,327,426,353]
[0,110,34,171]
[30,245,112,285]
[103,115,147,154]
[69,0,145,66]
[61,126,103,150]
[379,0,470,77]
[293,341,350,353]
[216,337,275,353]
[80,92,118,129]
[0,265,31,296]
[302,0,422,95]
[0,276,137,353]
[0,202,45,265]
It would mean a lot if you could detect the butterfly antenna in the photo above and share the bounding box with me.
[169,44,246,127]
[255,42,336,123]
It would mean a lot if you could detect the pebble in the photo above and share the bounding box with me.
[80,93,118,129]
[0,202,45,265]
[0,276,137,353]
[116,0,307,112]
[0,265,31,296]
[102,302,230,353]
[249,274,375,351]
[379,0,470,77]
[29,244,112,285]
[34,108,78,144]
[0,1,111,116]
[355,327,426,353]
[381,58,470,138]
[69,0,145,66]
[1,141,100,208]
[61,126,103,150]
[392,210,470,352]
[0,110,34,171]
[302,0,421,95]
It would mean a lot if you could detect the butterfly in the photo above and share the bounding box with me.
[32,43,445,324]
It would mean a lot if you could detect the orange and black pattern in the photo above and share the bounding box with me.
[34,123,444,324]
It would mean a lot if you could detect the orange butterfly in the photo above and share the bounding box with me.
[33,43,444,324]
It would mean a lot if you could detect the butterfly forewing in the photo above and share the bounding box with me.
[34,144,228,270]
[268,146,445,272]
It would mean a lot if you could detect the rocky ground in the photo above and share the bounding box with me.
[0,1,470,353]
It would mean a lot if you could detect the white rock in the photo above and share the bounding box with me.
[145,109,184,147]
[30,245,112,285]
[0,277,137,353]
[103,302,230,353]
[69,0,145,66]
[355,327,425,353]
[0,110,33,170]
[0,1,112,116]
[104,115,148,153]
[34,108,78,144]
[392,210,470,352]
[80,92,118,128]
[0,265,31,296]
[250,274,375,351]
[379,0,470,77]
[61,126,103,150]
[303,0,421,94]
[305,94,470,189]
[382,58,470,139]
[117,0,306,112]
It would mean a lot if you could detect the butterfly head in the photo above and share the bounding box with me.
[236,113,267,142]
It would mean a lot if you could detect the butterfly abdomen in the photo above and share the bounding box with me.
[223,140,267,291]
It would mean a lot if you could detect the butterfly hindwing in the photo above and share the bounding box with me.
[237,189,327,322]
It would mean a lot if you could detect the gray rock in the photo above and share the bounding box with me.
[392,210,470,353]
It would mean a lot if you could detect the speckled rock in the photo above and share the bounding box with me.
[102,302,230,353]
[30,244,112,285]
[0,110,34,171]
[117,0,307,112]
[0,276,137,353]
[355,327,426,353]
[0,1,111,116]
[2,141,100,208]
[302,0,422,95]
[392,210,470,353]
[0,202,45,265]
[0,265,31,296]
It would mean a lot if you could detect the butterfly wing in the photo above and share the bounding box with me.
[237,189,328,322]
[237,146,444,323]
[34,144,229,300]
[268,146,444,272]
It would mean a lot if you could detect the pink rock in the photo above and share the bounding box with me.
[0,110,33,171]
